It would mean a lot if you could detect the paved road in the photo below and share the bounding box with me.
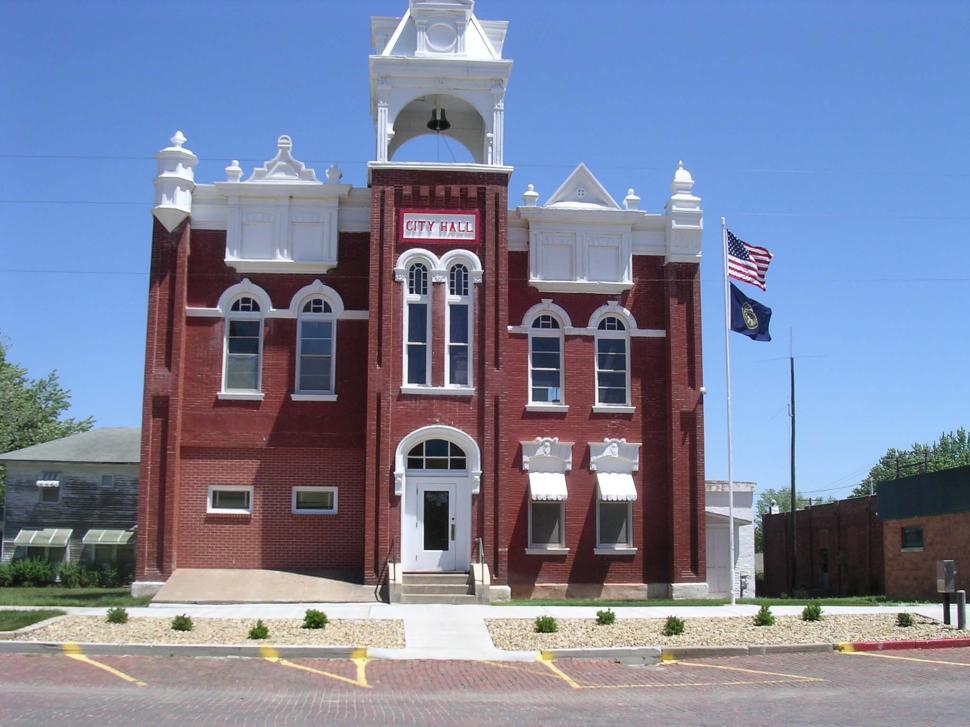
[2,647,968,725]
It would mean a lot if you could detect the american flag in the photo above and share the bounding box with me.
[727,229,773,291]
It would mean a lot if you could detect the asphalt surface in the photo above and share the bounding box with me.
[2,647,969,725]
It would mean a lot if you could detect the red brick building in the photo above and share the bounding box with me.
[135,0,707,601]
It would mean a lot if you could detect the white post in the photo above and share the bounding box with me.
[721,216,737,606]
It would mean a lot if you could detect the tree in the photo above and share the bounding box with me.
[0,337,94,502]
[851,428,970,497]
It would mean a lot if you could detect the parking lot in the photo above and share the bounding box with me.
[2,646,969,725]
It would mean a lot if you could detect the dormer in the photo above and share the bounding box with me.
[369,0,513,166]
[518,164,643,294]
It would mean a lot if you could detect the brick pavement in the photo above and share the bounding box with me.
[1,649,969,725]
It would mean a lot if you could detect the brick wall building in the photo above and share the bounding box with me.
[762,496,883,597]
[134,0,708,600]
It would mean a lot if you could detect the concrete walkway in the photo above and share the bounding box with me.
[153,569,376,603]
[3,601,962,661]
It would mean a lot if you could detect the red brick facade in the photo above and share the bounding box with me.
[883,513,970,600]
[136,165,707,598]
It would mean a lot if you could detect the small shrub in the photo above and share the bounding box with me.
[0,562,13,587]
[7,558,56,587]
[248,619,270,640]
[105,607,129,624]
[171,614,193,632]
[753,605,775,627]
[303,609,329,630]
[663,615,685,637]
[896,612,914,628]
[534,615,558,633]
[801,602,823,622]
[595,609,616,626]
[57,562,101,588]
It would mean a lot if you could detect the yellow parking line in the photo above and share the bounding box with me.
[841,650,970,668]
[576,678,817,690]
[260,645,370,689]
[537,652,582,689]
[62,643,147,687]
[674,660,824,682]
[484,660,563,680]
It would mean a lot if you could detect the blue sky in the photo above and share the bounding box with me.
[2,0,968,501]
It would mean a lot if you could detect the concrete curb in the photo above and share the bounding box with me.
[540,647,661,664]
[837,637,970,653]
[0,614,72,641]
[0,640,364,659]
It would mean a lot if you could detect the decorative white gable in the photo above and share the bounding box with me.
[369,1,513,166]
[544,163,620,211]
[213,136,351,274]
[521,437,574,474]
[589,438,641,474]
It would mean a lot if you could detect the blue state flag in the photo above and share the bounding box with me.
[730,283,772,342]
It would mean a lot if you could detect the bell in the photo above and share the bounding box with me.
[427,107,451,132]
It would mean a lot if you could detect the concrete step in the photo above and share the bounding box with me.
[398,593,480,605]
[401,572,469,585]
[400,583,472,596]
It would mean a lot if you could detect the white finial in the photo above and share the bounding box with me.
[623,187,640,210]
[277,134,293,150]
[671,160,694,193]
[522,183,539,207]
[326,163,343,183]
[170,130,186,148]
[153,131,197,232]
[225,160,243,183]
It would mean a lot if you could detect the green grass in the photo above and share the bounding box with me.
[495,596,901,607]
[0,588,151,608]
[0,609,65,631]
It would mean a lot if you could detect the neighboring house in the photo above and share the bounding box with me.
[0,428,140,568]
[136,0,708,601]
[879,466,970,600]
[705,481,756,598]
[762,496,884,598]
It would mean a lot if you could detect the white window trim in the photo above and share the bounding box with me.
[527,314,566,408]
[295,298,337,396]
[444,265,474,390]
[527,499,567,552]
[594,318,632,409]
[595,500,635,551]
[207,485,254,515]
[291,393,338,402]
[400,385,474,397]
[221,297,264,396]
[291,486,338,515]
[403,264,432,387]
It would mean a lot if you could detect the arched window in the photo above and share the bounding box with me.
[595,315,629,406]
[446,263,471,387]
[406,439,467,470]
[224,296,263,393]
[405,262,431,385]
[529,314,564,405]
[296,296,336,395]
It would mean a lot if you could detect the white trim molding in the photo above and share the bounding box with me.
[207,485,254,515]
[393,425,482,497]
[521,437,574,474]
[287,280,346,317]
[589,438,641,474]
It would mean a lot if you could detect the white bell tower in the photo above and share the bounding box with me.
[369,0,513,166]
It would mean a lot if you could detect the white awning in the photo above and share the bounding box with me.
[82,529,135,546]
[596,472,637,502]
[35,480,60,488]
[529,472,568,501]
[13,528,73,547]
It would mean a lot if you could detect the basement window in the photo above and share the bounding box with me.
[292,486,338,515]
[901,526,924,551]
[208,486,253,514]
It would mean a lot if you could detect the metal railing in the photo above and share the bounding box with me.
[374,536,397,603]
[474,536,486,585]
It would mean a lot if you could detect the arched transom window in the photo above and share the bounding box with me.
[406,439,467,470]
[296,296,336,395]
[224,296,263,392]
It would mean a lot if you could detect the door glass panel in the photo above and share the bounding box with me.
[423,490,450,551]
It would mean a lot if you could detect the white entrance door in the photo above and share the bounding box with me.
[411,481,458,571]
[706,522,731,596]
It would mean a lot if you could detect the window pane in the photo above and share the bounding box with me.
[901,527,923,549]
[407,456,423,470]
[229,320,260,337]
[407,344,427,384]
[599,387,627,404]
[531,385,562,403]
[532,370,561,389]
[41,487,60,503]
[300,357,331,376]
[423,490,450,551]
[598,338,626,354]
[450,455,466,470]
[226,355,258,389]
[531,336,560,353]
[301,338,333,356]
[296,490,334,510]
[599,503,630,545]
[531,351,560,370]
[425,439,449,457]
[424,457,450,470]
[449,346,468,385]
[598,353,626,371]
[598,371,626,389]
[302,321,332,338]
[531,503,562,546]
[213,490,250,510]
[449,305,469,343]
[408,304,427,342]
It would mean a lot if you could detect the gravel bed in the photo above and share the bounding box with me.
[487,614,963,650]
[13,616,405,648]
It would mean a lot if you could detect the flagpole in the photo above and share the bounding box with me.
[721,216,737,606]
